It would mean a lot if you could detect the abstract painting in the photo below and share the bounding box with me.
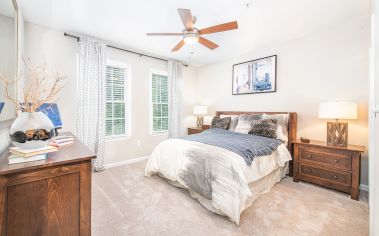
[37,103,63,128]
[232,55,277,95]
[0,102,4,114]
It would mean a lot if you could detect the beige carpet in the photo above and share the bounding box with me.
[92,160,369,236]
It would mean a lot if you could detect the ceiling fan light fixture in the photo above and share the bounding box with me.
[183,33,199,44]
[146,8,238,51]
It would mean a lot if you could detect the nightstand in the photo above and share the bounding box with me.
[187,125,210,135]
[292,140,365,200]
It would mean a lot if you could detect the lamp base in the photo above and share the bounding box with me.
[326,121,348,147]
[196,116,204,128]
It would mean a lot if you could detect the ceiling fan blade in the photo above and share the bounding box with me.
[198,37,218,50]
[199,21,238,35]
[171,40,186,52]
[146,33,184,36]
[177,8,193,30]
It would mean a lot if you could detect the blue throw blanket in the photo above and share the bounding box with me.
[179,128,283,166]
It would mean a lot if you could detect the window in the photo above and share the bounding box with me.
[150,70,168,133]
[105,61,130,138]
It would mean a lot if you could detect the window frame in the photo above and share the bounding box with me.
[105,59,132,141]
[149,69,168,135]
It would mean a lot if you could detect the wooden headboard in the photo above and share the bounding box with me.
[215,111,297,175]
[215,111,297,149]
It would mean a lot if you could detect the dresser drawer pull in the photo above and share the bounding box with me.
[334,159,339,163]
[308,154,312,158]
[333,175,339,179]
[307,169,312,173]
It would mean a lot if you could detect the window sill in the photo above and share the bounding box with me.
[150,131,168,137]
[105,135,131,142]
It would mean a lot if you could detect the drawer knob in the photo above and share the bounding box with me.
[308,169,312,173]
[334,175,339,179]
[308,154,312,158]
[334,159,339,163]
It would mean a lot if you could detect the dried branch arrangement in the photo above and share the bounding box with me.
[0,59,65,112]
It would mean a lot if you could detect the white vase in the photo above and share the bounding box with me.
[10,112,55,149]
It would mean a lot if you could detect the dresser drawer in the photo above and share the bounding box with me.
[299,148,352,171]
[299,164,351,186]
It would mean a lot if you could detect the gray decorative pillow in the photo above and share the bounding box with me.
[234,114,262,134]
[211,117,231,130]
[249,119,278,139]
[220,115,239,131]
[262,113,289,142]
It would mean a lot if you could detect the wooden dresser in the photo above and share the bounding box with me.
[0,135,96,235]
[293,140,365,200]
[187,125,210,135]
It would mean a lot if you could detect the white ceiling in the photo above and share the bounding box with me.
[19,0,369,66]
[0,0,16,18]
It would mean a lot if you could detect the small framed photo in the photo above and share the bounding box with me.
[232,55,277,95]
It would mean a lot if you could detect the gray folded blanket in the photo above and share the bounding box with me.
[179,128,283,166]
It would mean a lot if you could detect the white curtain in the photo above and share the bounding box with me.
[76,36,106,171]
[168,60,184,138]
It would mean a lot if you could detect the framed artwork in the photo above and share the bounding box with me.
[0,102,4,114]
[232,55,277,95]
[37,103,63,129]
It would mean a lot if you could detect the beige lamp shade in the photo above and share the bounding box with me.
[318,102,358,120]
[193,106,208,116]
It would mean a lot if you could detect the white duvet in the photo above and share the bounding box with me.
[145,138,292,225]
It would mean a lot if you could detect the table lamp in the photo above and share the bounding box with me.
[318,101,357,147]
[193,105,208,128]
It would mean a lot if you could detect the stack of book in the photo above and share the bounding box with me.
[49,135,74,147]
[8,146,58,165]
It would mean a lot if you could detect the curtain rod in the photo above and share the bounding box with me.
[64,32,188,67]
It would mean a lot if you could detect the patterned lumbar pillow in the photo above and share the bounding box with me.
[211,116,231,130]
[249,119,278,139]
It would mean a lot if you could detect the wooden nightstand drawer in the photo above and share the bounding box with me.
[293,140,365,200]
[187,125,210,135]
[188,128,202,135]
[299,148,352,171]
[299,164,351,186]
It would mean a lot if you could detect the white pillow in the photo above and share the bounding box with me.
[262,113,289,143]
[220,115,239,131]
[234,114,262,134]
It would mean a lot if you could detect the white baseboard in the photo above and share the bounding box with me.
[104,156,149,169]
[360,184,369,192]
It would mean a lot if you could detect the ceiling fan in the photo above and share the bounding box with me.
[146,8,238,52]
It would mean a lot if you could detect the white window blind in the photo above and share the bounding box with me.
[106,63,129,137]
[151,72,168,133]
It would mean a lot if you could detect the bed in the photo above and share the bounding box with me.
[145,111,297,225]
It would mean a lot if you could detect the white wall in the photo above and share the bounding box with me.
[196,17,370,185]
[0,14,16,120]
[369,0,379,234]
[16,0,25,103]
[0,14,15,81]
[0,0,24,155]
[24,22,198,164]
